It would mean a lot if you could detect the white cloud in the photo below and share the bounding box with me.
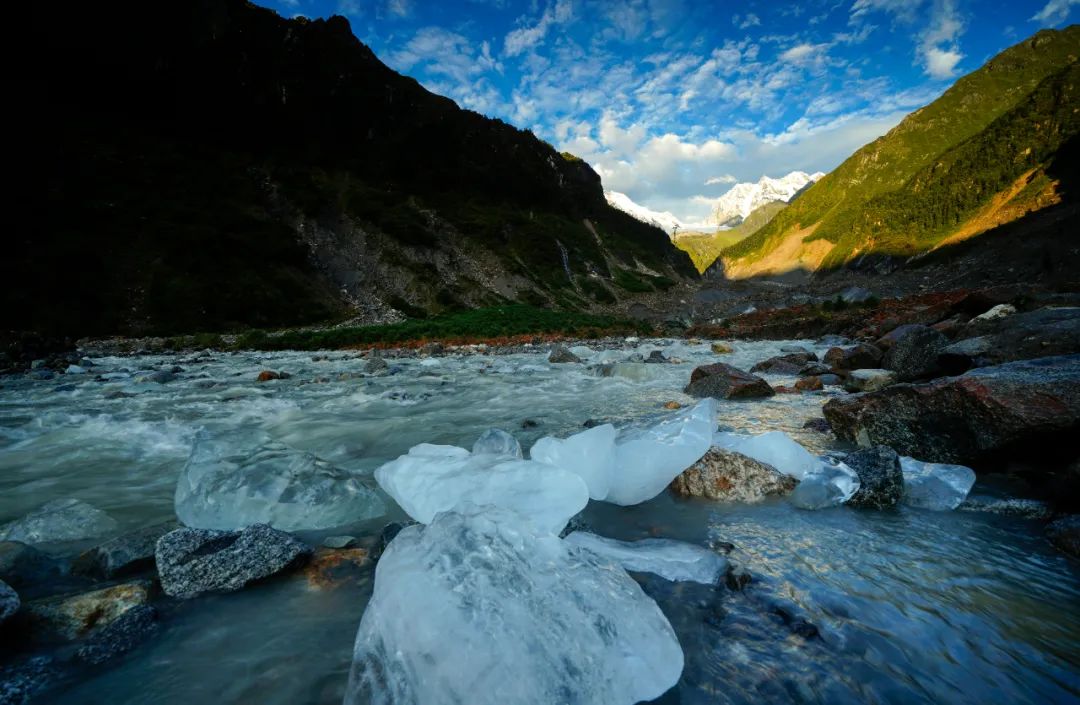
[503,0,573,57]
[387,0,412,18]
[706,175,737,185]
[923,46,963,78]
[733,13,761,30]
[779,43,829,66]
[1030,0,1078,26]
[850,0,926,25]
[917,0,965,79]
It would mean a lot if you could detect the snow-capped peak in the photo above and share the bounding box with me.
[712,171,826,226]
[604,191,684,236]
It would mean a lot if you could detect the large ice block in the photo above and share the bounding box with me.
[563,531,727,585]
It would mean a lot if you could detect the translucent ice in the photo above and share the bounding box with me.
[606,398,716,506]
[530,424,617,500]
[900,457,976,510]
[345,506,683,705]
[0,499,118,544]
[563,531,727,585]
[471,428,522,458]
[713,430,819,480]
[375,445,589,535]
[175,430,386,531]
[789,459,861,510]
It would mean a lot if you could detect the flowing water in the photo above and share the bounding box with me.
[1,340,1077,704]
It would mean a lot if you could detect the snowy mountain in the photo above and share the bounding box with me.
[604,191,684,236]
[712,171,826,227]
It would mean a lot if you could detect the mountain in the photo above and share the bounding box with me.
[604,191,684,236]
[675,202,787,273]
[716,26,1080,280]
[9,0,695,337]
[712,171,825,227]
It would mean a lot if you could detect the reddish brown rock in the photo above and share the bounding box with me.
[795,376,823,392]
[684,363,774,399]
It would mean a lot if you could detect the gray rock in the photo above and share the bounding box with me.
[882,325,948,381]
[958,496,1053,519]
[548,345,582,364]
[962,307,1080,366]
[845,446,903,509]
[684,363,774,399]
[818,374,842,386]
[843,369,896,393]
[824,343,883,371]
[780,345,813,354]
[824,354,1080,464]
[74,605,159,666]
[1046,515,1080,558]
[799,362,831,377]
[669,448,796,502]
[644,350,668,364]
[147,370,176,384]
[365,356,389,374]
[750,352,817,375]
[0,542,63,589]
[72,521,179,580]
[0,499,118,545]
[0,579,18,623]
[155,524,312,599]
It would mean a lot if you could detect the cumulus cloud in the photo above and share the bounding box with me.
[503,0,573,57]
[918,0,965,79]
[1030,0,1078,26]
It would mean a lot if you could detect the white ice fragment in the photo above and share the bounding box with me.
[375,445,589,535]
[900,457,976,510]
[345,506,683,705]
[530,424,617,500]
[789,459,860,510]
[0,499,118,544]
[175,430,386,531]
[472,428,523,458]
[65,365,88,375]
[563,531,727,585]
[713,430,819,480]
[607,398,716,506]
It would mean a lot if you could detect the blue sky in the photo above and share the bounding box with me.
[260,0,1077,224]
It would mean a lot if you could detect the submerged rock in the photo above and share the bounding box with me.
[74,605,159,666]
[0,499,118,545]
[364,357,389,375]
[882,325,948,381]
[669,447,796,503]
[563,532,727,585]
[823,355,1080,464]
[344,506,683,705]
[844,446,903,509]
[750,352,817,375]
[0,542,63,589]
[72,521,179,580]
[155,524,312,599]
[0,656,59,705]
[684,363,774,399]
[900,457,976,510]
[24,581,152,641]
[176,430,386,531]
[548,345,582,364]
[1046,515,1080,558]
[0,579,18,623]
[958,496,1053,519]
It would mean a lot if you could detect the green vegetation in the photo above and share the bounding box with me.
[234,305,650,351]
[724,26,1080,268]
[675,201,786,272]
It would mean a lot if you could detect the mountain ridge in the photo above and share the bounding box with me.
[713,171,825,227]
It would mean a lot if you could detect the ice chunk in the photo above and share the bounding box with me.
[0,499,118,544]
[900,457,976,510]
[345,506,683,705]
[175,430,386,531]
[471,429,523,458]
[375,445,589,535]
[713,430,819,480]
[563,532,726,585]
[530,424,617,500]
[607,398,717,506]
[789,459,860,510]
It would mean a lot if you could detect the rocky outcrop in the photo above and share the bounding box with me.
[823,355,1080,464]
[946,307,1080,371]
[684,364,774,399]
[669,448,796,502]
[882,325,948,381]
[750,352,817,374]
[844,446,904,509]
[156,524,312,599]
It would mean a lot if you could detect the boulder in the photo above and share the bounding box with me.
[669,448,796,502]
[548,345,582,364]
[72,521,179,580]
[959,307,1080,367]
[364,357,389,374]
[24,581,152,640]
[750,352,817,375]
[818,374,842,386]
[874,323,923,350]
[798,362,831,377]
[710,342,734,354]
[0,499,118,545]
[155,524,312,599]
[256,370,283,382]
[0,542,63,589]
[882,325,948,381]
[644,350,668,364]
[937,336,993,374]
[1046,515,1080,558]
[844,446,903,509]
[843,369,896,393]
[684,363,774,399]
[794,376,823,392]
[0,579,18,623]
[825,343,883,371]
[823,355,1080,464]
